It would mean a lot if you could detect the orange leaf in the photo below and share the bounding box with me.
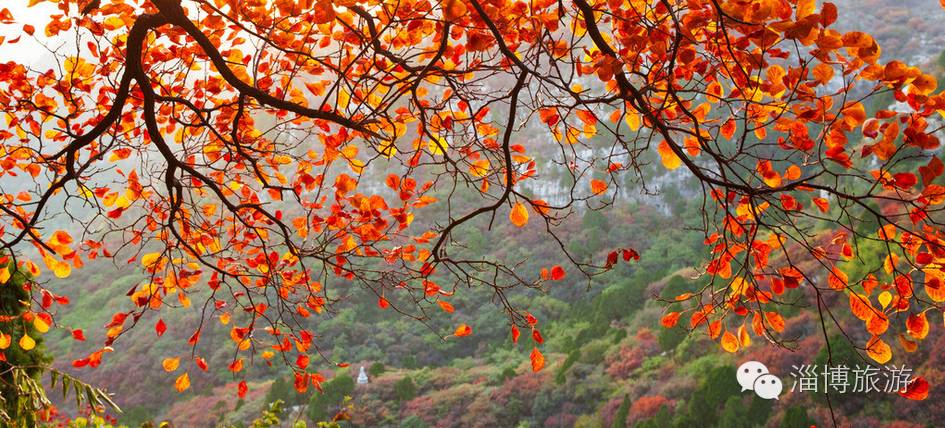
[764,311,785,333]
[849,293,873,321]
[906,312,929,340]
[311,0,335,24]
[590,179,608,195]
[454,324,472,337]
[175,372,191,392]
[866,336,892,364]
[661,312,680,328]
[530,347,545,372]
[442,0,467,20]
[827,267,848,290]
[509,202,529,227]
[162,357,180,372]
[867,312,889,335]
[720,330,739,353]
[737,324,751,347]
[657,140,682,170]
[437,300,455,313]
[898,333,919,353]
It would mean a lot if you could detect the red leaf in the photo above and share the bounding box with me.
[550,265,566,281]
[188,329,201,346]
[71,329,86,341]
[532,329,544,344]
[297,354,310,369]
[155,319,167,337]
[899,376,929,400]
[237,381,248,398]
[511,325,520,343]
[919,156,944,184]
[525,313,538,326]
[893,172,917,189]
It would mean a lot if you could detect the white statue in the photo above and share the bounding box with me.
[357,366,369,385]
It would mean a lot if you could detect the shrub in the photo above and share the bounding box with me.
[369,362,386,378]
[394,376,417,402]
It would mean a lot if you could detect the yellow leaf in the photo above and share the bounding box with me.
[509,202,529,228]
[0,333,10,349]
[728,277,750,298]
[237,338,251,351]
[878,291,892,309]
[163,357,181,372]
[175,372,191,392]
[33,317,50,333]
[470,159,490,177]
[19,334,35,351]
[428,136,448,156]
[0,267,10,284]
[141,252,165,271]
[43,255,70,279]
[624,112,641,131]
[657,140,682,170]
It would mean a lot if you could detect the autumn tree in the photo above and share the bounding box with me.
[0,0,942,410]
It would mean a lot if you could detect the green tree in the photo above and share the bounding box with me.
[368,362,386,378]
[780,406,816,428]
[394,376,417,402]
[680,365,740,427]
[636,405,671,428]
[307,374,355,423]
[611,394,630,428]
[265,376,295,406]
[718,395,772,428]
[554,349,581,385]
[0,261,50,426]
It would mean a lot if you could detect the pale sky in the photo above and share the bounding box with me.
[0,1,61,64]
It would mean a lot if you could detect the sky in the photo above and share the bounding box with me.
[0,1,61,64]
